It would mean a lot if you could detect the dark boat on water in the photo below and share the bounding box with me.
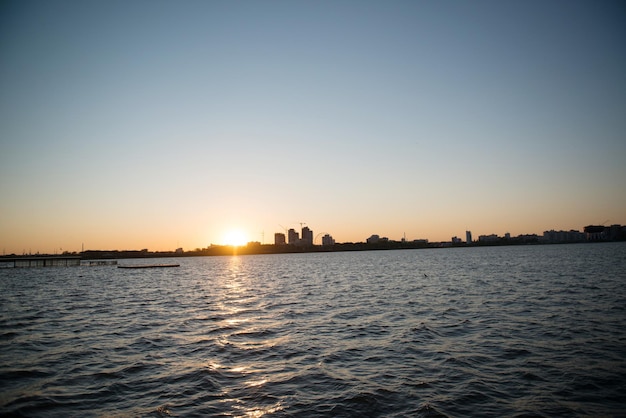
[117,264,180,269]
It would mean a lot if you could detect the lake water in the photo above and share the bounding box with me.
[1,243,625,417]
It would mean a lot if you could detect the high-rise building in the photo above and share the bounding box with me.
[301,226,313,246]
[322,234,335,246]
[274,233,286,245]
[288,229,299,245]
[466,230,472,244]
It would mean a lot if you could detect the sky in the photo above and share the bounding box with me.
[1,0,625,253]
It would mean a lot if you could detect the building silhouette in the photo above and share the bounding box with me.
[288,229,299,245]
[274,233,286,245]
[322,234,335,246]
[542,230,585,243]
[466,230,472,244]
[367,235,380,244]
[478,234,498,243]
[301,226,313,246]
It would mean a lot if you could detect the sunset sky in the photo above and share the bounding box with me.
[1,0,625,254]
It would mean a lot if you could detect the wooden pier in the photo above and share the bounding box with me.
[0,256,82,268]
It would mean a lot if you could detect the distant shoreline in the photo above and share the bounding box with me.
[2,239,623,261]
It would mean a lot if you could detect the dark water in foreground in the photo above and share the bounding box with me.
[1,243,625,417]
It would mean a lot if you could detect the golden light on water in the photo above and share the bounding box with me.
[232,401,283,418]
[207,255,285,417]
[225,318,250,327]
[209,362,281,417]
[244,378,268,387]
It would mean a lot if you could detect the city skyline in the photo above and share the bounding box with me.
[1,1,625,254]
[4,220,623,256]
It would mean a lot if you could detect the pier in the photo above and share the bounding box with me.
[0,256,82,268]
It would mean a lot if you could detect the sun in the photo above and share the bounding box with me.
[223,229,248,247]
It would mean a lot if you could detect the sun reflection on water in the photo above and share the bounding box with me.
[232,401,283,418]
[207,256,286,417]
[226,317,250,326]
[208,361,281,417]
[244,378,268,387]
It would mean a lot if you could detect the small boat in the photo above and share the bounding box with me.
[117,264,180,269]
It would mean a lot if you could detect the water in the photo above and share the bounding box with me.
[1,243,625,417]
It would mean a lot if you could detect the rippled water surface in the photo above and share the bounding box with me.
[1,243,626,417]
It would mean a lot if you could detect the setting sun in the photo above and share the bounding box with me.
[222,229,248,247]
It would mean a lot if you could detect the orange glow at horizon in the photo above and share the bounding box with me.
[222,229,249,247]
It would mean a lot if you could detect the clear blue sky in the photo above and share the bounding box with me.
[1,0,625,253]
